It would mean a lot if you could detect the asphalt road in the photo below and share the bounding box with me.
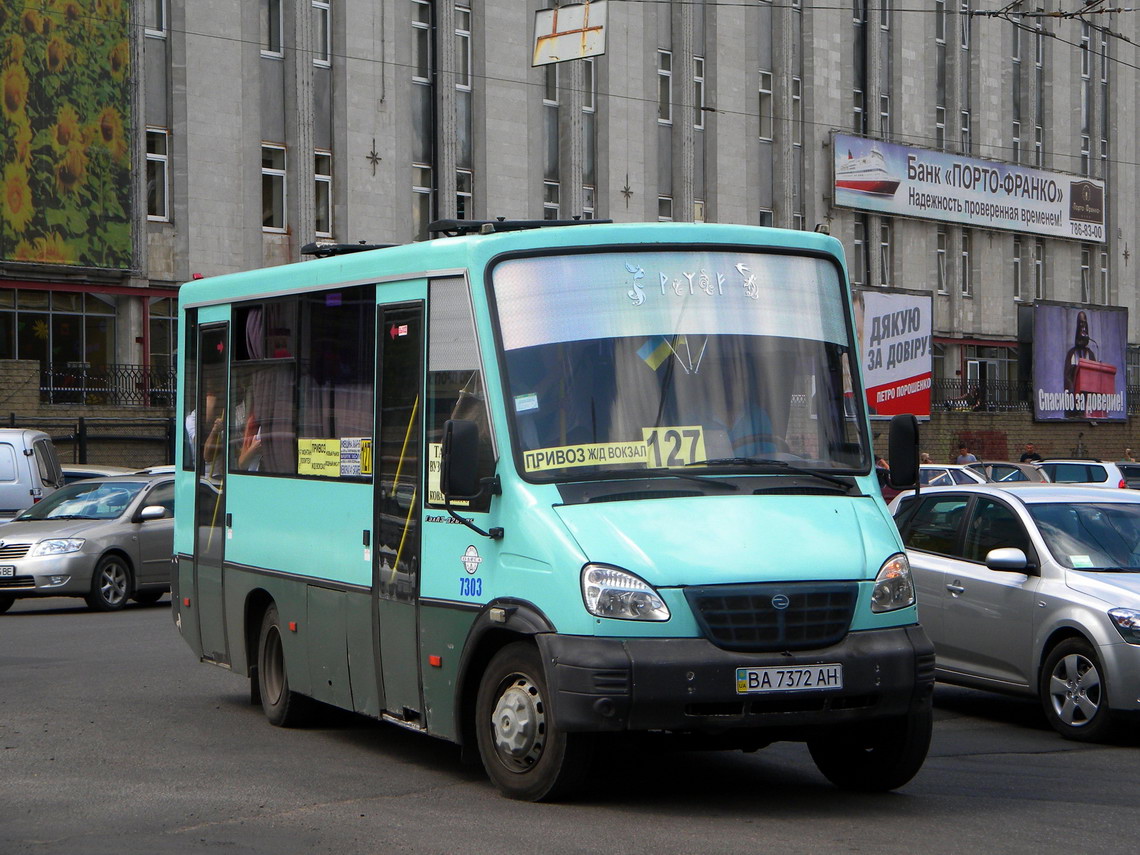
[2,597,1138,855]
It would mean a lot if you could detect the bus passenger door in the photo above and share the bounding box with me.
[374,299,425,721]
[192,323,229,664]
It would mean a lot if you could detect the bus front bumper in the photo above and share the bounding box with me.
[537,625,934,735]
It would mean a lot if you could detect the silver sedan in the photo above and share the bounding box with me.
[0,475,173,614]
[889,482,1140,741]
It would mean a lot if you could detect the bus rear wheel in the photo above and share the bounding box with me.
[257,604,314,728]
[475,642,593,801]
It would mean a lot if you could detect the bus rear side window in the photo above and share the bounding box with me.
[230,285,376,478]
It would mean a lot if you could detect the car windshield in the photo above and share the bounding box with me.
[15,480,147,521]
[1027,501,1140,571]
[492,249,867,481]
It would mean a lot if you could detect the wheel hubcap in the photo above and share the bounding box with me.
[100,564,127,605]
[1048,653,1101,727]
[490,673,546,770]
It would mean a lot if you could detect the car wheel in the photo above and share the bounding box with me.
[807,699,932,792]
[257,604,314,728]
[0,594,14,615]
[475,642,593,801]
[132,589,165,605]
[1039,638,1116,742]
[84,555,132,612]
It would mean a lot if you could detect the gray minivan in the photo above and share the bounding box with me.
[0,429,64,522]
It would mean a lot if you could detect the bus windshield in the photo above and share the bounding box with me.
[491,248,867,480]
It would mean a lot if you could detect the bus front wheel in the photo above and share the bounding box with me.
[806,701,932,792]
[474,642,593,801]
[257,604,314,728]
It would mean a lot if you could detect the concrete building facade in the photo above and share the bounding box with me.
[1,1,1137,452]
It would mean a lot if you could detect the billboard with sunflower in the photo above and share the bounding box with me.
[1,0,133,270]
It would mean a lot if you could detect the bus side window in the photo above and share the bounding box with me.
[426,276,494,510]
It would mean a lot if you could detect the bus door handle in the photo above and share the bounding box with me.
[946,582,965,596]
[363,530,370,547]
[225,513,232,528]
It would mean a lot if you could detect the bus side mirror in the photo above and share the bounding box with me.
[441,419,481,499]
[888,413,919,489]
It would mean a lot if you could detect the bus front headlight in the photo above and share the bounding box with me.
[871,554,915,613]
[581,564,670,621]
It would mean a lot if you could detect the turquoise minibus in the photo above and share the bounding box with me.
[173,220,931,801]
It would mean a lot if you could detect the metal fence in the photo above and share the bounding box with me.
[40,363,176,407]
[4,415,176,468]
[933,379,1140,415]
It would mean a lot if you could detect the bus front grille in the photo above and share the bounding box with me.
[684,582,858,652]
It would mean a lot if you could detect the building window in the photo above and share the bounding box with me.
[793,213,804,231]
[261,144,286,232]
[694,56,705,130]
[936,227,947,294]
[1081,22,1091,79]
[544,63,558,105]
[758,209,773,227]
[961,230,971,296]
[1035,125,1043,166]
[457,169,473,220]
[312,0,331,66]
[657,196,673,222]
[792,76,802,146]
[879,94,889,140]
[880,0,890,29]
[1034,239,1045,299]
[1081,135,1090,176]
[935,0,946,43]
[960,0,970,50]
[455,5,471,90]
[413,164,432,240]
[1010,16,1020,61]
[145,0,167,37]
[315,151,332,237]
[694,200,706,223]
[758,71,773,140]
[854,89,865,135]
[657,50,672,124]
[935,106,945,150]
[544,181,560,220]
[879,220,891,287]
[0,291,118,367]
[146,129,169,222]
[583,185,595,220]
[1011,121,1021,163]
[1081,246,1092,303]
[1100,249,1109,304]
[261,0,283,57]
[960,110,971,153]
[1012,237,1022,301]
[412,0,431,83]
[853,216,868,287]
[1100,139,1108,178]
[583,57,595,113]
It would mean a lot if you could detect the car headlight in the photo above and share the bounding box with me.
[1108,608,1140,644]
[871,553,915,613]
[581,564,670,621]
[28,538,85,557]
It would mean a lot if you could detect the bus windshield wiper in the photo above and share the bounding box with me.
[695,458,853,491]
[639,467,739,490]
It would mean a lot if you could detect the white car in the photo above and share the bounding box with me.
[1036,459,1130,489]
[918,464,987,488]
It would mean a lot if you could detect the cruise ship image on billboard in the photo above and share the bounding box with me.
[835,146,900,196]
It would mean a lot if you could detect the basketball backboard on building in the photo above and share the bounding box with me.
[532,1,607,67]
